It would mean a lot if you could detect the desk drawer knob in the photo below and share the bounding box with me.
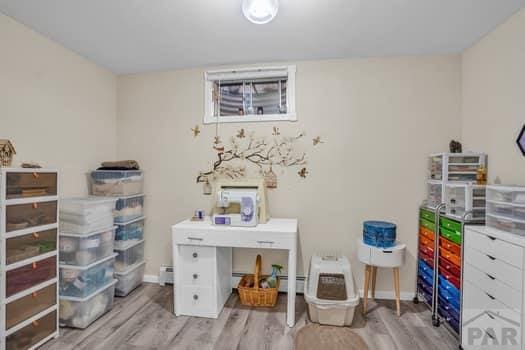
[193,273,199,280]
[192,252,198,258]
[193,294,199,300]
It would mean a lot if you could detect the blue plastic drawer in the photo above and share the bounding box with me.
[418,282,433,304]
[363,221,396,248]
[418,260,434,280]
[418,270,434,286]
[438,286,460,310]
[439,305,460,333]
[439,296,459,316]
[439,275,460,299]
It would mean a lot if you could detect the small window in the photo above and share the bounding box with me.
[204,66,296,124]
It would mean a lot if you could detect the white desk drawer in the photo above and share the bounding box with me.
[181,261,214,287]
[465,247,522,292]
[463,280,521,325]
[179,286,215,317]
[464,262,522,313]
[466,228,524,269]
[462,310,521,349]
[180,245,215,265]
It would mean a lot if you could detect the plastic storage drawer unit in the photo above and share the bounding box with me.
[89,170,144,197]
[6,171,58,199]
[114,195,144,223]
[114,239,145,272]
[114,261,145,297]
[59,227,116,266]
[5,228,57,265]
[6,256,57,298]
[60,253,117,298]
[6,200,57,232]
[5,310,57,350]
[59,279,117,329]
[114,216,145,250]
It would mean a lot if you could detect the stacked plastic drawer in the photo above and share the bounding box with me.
[59,197,118,328]
[418,208,436,305]
[437,216,462,333]
[486,185,525,236]
[89,170,146,297]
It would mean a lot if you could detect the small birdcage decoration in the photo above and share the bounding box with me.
[0,140,16,167]
[264,166,277,189]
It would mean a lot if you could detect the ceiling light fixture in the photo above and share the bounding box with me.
[242,0,279,24]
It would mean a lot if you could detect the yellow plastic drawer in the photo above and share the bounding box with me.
[6,172,57,199]
[6,229,57,265]
[6,283,56,329]
[5,201,57,232]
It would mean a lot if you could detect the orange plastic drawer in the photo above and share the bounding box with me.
[6,172,57,199]
[419,227,435,241]
[6,311,56,350]
[6,229,57,265]
[419,234,433,249]
[6,201,57,232]
[439,246,461,268]
[440,238,461,256]
[6,283,56,329]
[6,256,56,297]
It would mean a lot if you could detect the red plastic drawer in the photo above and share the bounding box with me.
[439,256,461,278]
[6,256,56,297]
[440,238,461,256]
[419,244,434,258]
[419,249,434,267]
[439,266,461,289]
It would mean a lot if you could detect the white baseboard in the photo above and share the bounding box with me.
[144,273,414,301]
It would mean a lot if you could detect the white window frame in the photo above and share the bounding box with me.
[204,65,297,124]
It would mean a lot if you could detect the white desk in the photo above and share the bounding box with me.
[172,218,298,327]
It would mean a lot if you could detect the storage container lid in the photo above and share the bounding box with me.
[59,253,117,270]
[114,260,145,276]
[116,194,145,200]
[113,239,144,251]
[363,221,396,230]
[60,225,116,238]
[61,197,117,210]
[59,279,117,302]
[115,216,145,226]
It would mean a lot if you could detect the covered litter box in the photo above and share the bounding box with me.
[304,254,359,326]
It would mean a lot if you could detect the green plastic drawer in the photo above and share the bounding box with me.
[440,217,462,233]
[420,209,435,223]
[420,219,435,233]
[440,226,461,245]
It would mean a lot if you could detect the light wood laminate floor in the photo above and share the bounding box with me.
[42,283,459,350]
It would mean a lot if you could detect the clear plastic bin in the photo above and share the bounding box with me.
[115,261,145,297]
[487,201,513,218]
[59,227,116,266]
[114,217,145,250]
[60,215,114,235]
[114,240,145,272]
[59,279,117,329]
[426,181,443,208]
[487,214,525,235]
[89,170,144,197]
[60,253,117,298]
[60,197,116,224]
[114,195,144,223]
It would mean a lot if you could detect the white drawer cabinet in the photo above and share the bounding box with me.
[462,226,525,349]
[174,245,232,318]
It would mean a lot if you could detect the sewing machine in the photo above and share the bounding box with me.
[211,179,269,227]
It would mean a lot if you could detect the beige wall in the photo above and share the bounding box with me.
[462,8,525,185]
[117,56,462,294]
[0,13,117,196]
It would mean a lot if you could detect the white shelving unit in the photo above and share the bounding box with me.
[1,168,59,350]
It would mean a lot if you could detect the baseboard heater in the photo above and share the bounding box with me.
[159,265,305,294]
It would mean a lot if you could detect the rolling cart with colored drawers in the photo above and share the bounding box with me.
[0,169,60,350]
[415,204,484,345]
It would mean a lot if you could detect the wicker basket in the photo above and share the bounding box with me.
[237,255,279,307]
